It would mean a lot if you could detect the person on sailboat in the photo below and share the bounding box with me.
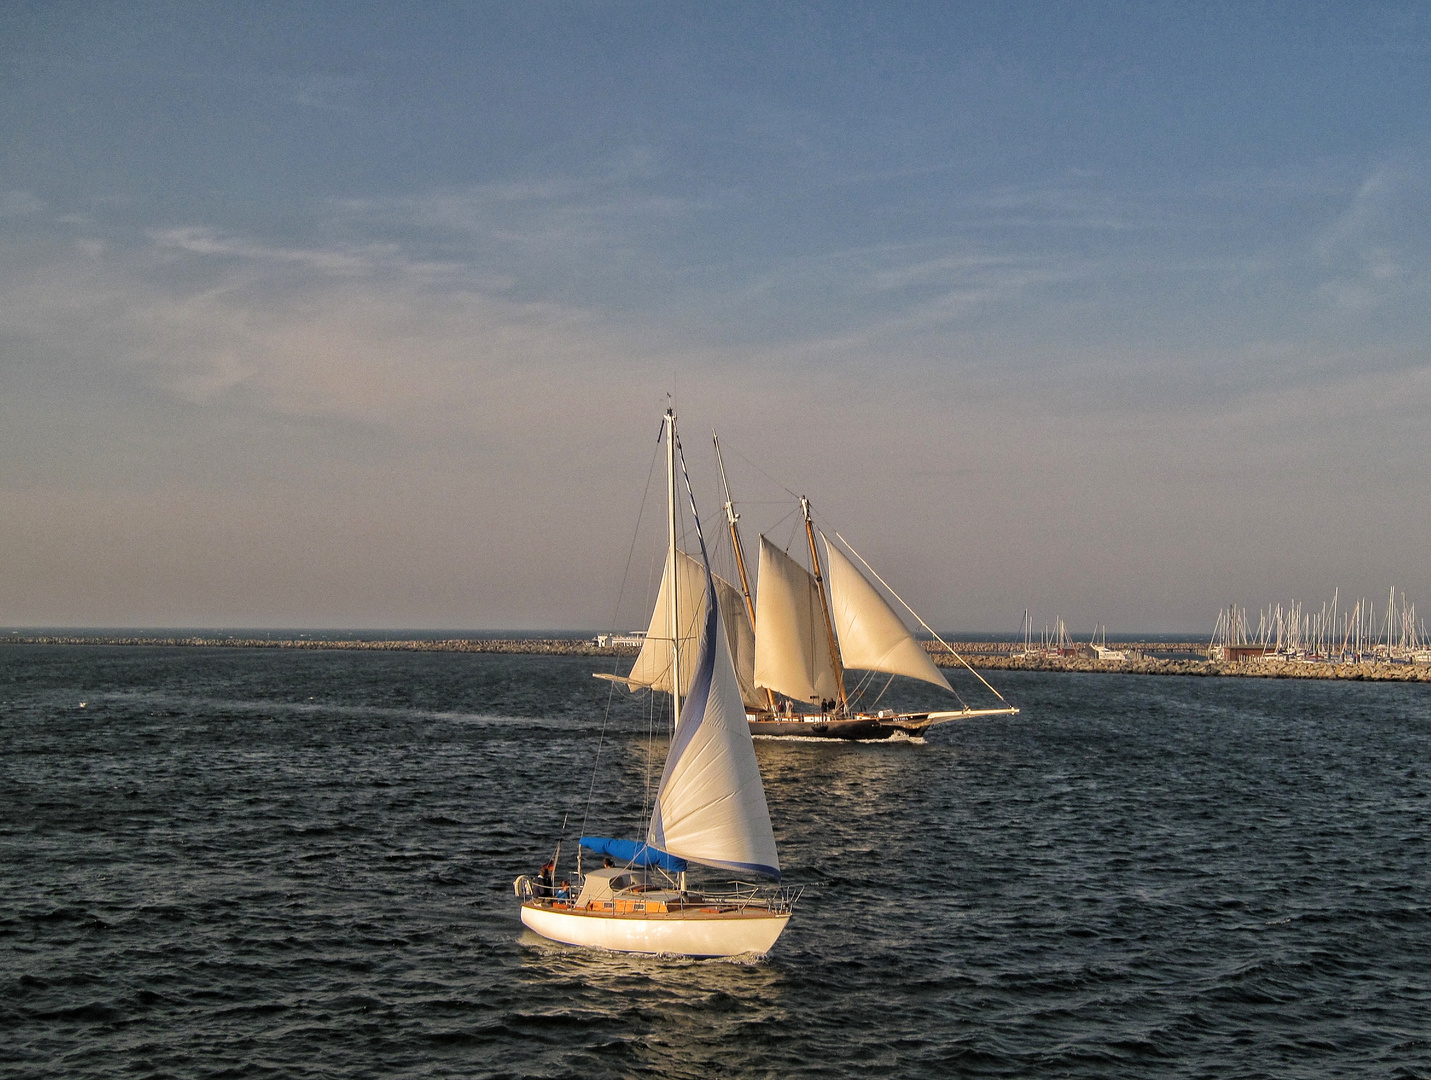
[535,861,554,900]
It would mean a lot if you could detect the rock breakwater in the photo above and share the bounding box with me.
[6,635,1428,681]
[0,635,640,657]
[930,651,1431,682]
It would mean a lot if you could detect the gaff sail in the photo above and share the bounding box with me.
[752,536,840,703]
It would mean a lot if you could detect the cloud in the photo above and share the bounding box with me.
[0,190,47,217]
[1315,161,1431,311]
[149,227,390,275]
[2,232,649,433]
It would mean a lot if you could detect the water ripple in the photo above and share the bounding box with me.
[2,649,1429,1077]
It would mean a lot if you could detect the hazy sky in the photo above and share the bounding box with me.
[2,2,1429,632]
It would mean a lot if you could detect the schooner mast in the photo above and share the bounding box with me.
[802,496,847,714]
[715,432,777,715]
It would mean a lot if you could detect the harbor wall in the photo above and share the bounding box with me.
[6,635,1431,681]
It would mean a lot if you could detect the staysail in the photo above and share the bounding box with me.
[622,550,761,707]
[753,536,840,703]
[648,560,781,879]
[822,537,953,691]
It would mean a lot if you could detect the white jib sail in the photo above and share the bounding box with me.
[822,537,954,692]
[753,536,840,703]
[649,571,781,879]
[624,550,760,707]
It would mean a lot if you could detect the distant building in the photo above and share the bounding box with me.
[1077,643,1127,661]
[1222,644,1271,662]
[595,631,648,647]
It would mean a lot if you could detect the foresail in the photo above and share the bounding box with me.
[822,538,953,692]
[624,550,759,706]
[715,573,761,709]
[753,536,840,703]
[648,571,780,879]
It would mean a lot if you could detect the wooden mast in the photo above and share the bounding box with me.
[802,496,846,714]
[665,409,680,730]
[714,432,776,714]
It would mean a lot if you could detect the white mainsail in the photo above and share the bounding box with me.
[822,538,954,691]
[623,550,761,708]
[648,564,781,879]
[753,536,840,703]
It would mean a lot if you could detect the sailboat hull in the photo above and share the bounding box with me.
[521,903,789,957]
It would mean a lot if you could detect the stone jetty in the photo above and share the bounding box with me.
[934,652,1431,682]
[5,634,1429,682]
[0,635,639,657]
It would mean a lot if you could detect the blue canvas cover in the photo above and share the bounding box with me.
[579,836,688,873]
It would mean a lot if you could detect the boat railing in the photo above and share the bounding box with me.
[514,874,587,905]
[516,873,801,915]
[723,880,802,915]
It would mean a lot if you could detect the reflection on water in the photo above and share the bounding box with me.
[512,929,791,1079]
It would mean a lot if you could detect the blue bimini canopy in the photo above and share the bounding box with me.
[579,836,688,873]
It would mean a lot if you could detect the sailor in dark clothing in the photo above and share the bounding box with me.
[536,861,554,900]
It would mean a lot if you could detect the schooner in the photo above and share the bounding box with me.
[603,434,1018,740]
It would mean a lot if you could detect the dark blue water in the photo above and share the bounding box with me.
[3,646,1429,1078]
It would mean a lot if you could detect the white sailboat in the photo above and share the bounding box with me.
[515,410,794,957]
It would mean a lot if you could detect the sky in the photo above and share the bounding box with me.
[2,2,1429,633]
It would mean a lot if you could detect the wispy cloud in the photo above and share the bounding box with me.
[0,190,47,217]
[1315,161,1431,311]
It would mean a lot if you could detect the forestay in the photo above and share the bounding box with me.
[822,538,953,691]
[648,568,781,880]
[753,536,840,703]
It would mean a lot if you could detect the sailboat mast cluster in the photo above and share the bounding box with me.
[1210,588,1431,664]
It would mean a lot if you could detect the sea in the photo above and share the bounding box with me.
[3,644,1429,1079]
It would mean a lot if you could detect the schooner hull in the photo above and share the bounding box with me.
[749,715,902,740]
[748,707,1018,741]
[521,903,789,957]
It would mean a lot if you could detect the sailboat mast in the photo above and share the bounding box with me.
[802,497,846,712]
[666,410,680,728]
[714,432,777,712]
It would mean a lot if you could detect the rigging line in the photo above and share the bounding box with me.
[582,435,664,844]
[725,443,799,501]
[869,672,897,709]
[638,683,659,834]
[832,529,1011,707]
[675,432,711,561]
